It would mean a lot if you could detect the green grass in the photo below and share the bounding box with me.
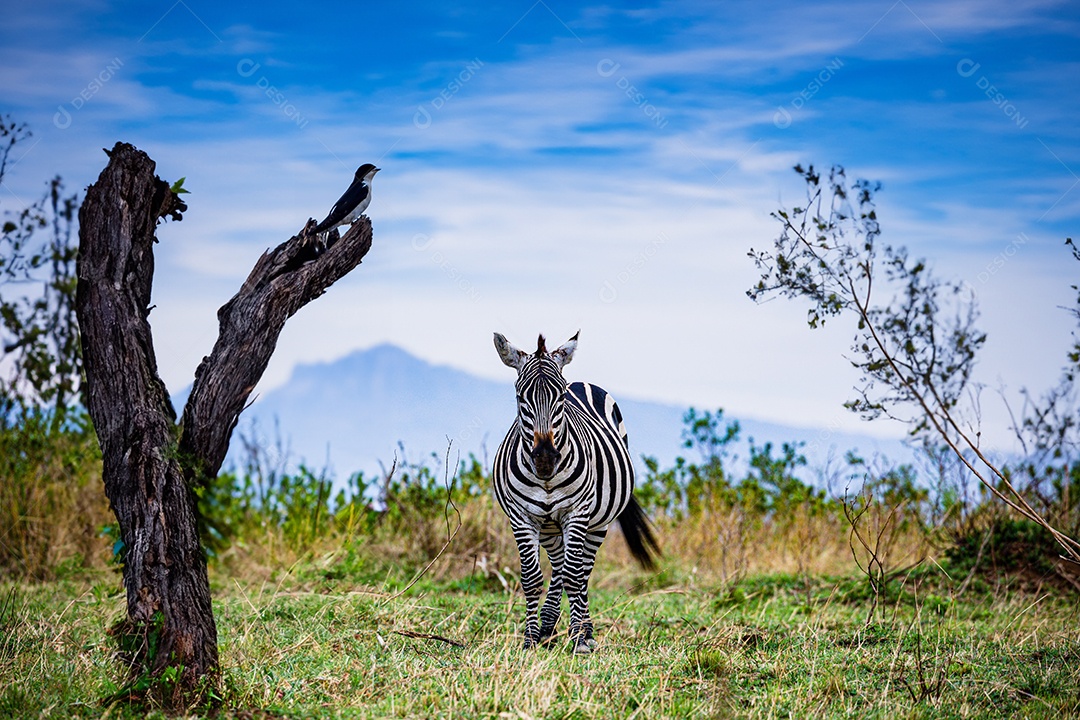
[2,563,1078,719]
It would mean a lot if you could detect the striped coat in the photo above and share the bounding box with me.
[492,331,659,653]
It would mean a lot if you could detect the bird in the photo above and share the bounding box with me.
[313,163,379,248]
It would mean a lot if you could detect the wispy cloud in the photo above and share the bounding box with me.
[0,0,1076,447]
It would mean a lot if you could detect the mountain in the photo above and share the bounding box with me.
[220,344,916,486]
[233,344,511,477]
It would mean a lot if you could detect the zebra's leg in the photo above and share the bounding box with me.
[563,519,606,653]
[538,528,566,644]
[513,522,544,649]
[573,529,607,652]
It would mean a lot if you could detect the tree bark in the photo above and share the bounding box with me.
[178,193,373,480]
[76,142,373,703]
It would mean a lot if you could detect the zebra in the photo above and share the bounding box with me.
[492,331,659,654]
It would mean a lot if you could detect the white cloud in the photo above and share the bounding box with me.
[0,0,1076,456]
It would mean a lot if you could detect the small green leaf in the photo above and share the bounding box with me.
[170,177,190,195]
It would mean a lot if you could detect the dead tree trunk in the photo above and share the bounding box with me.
[76,142,372,704]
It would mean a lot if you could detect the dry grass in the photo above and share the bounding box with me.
[0,431,112,580]
[2,447,1075,718]
[601,504,929,589]
[2,551,1078,719]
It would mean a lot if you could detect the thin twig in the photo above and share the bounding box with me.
[847,274,1080,565]
[381,441,463,604]
[392,630,465,648]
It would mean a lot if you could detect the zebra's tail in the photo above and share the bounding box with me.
[617,495,661,570]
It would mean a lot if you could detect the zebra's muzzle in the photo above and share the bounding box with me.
[530,433,560,479]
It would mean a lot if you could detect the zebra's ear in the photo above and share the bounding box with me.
[494,332,527,370]
[551,331,579,369]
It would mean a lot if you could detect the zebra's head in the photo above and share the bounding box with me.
[494,331,579,480]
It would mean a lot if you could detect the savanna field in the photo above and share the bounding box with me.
[4,2,1080,716]
[3,416,1078,719]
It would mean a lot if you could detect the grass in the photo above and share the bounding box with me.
[2,554,1078,719]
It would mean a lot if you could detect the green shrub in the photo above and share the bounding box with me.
[946,516,1066,582]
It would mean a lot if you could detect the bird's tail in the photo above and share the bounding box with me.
[617,495,661,570]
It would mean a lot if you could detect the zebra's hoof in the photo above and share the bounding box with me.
[573,638,597,655]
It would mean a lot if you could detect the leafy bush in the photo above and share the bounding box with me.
[945,516,1076,589]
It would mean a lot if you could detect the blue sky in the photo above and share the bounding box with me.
[2,0,1078,447]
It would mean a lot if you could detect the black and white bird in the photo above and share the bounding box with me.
[313,163,379,247]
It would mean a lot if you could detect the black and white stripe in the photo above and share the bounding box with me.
[492,331,659,653]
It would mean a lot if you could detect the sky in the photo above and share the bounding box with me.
[1,0,1078,449]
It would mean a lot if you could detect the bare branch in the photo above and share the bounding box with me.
[179,214,372,482]
[749,164,1080,566]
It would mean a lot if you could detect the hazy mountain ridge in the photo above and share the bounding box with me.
[221,344,915,484]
